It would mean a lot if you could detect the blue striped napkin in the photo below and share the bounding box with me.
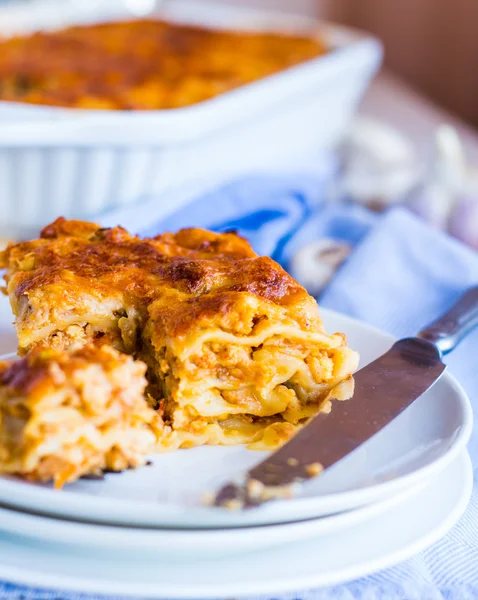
[2,174,477,600]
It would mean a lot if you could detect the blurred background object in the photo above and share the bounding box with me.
[201,0,478,250]
[0,0,477,252]
[289,238,351,297]
[340,0,478,130]
[209,0,478,129]
[3,0,478,128]
[338,117,420,210]
[0,0,381,240]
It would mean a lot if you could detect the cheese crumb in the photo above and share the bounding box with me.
[201,492,215,506]
[222,499,243,511]
[246,478,265,500]
[306,462,323,477]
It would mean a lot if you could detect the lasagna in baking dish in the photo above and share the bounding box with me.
[0,219,359,451]
[0,19,326,110]
[0,344,162,487]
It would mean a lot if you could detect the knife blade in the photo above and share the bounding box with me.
[213,286,478,509]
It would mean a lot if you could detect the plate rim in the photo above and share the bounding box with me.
[0,307,473,528]
[0,451,472,598]
[0,472,429,548]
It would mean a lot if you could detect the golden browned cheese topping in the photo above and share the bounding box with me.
[0,344,127,396]
[0,219,359,456]
[1,217,316,338]
[0,345,147,396]
[0,20,326,110]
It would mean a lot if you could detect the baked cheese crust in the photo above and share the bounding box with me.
[1,218,359,450]
[0,20,326,110]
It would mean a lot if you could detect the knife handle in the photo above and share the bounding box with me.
[417,286,478,355]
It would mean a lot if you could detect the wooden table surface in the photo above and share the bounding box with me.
[360,71,478,165]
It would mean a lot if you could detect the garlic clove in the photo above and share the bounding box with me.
[448,195,478,250]
[407,182,456,230]
[340,117,420,208]
[346,117,416,166]
[433,125,467,195]
[289,239,351,297]
[465,165,478,196]
[343,163,419,208]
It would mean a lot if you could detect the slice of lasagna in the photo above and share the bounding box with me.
[0,344,162,487]
[0,218,359,450]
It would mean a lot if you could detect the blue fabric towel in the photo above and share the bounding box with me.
[2,174,477,600]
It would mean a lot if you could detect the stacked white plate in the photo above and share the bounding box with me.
[0,307,472,598]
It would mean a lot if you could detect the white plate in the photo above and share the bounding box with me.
[0,452,472,598]
[0,476,428,558]
[0,309,472,528]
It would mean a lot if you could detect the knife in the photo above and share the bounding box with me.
[213,286,478,508]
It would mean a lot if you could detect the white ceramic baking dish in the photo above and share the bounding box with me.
[0,0,382,240]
